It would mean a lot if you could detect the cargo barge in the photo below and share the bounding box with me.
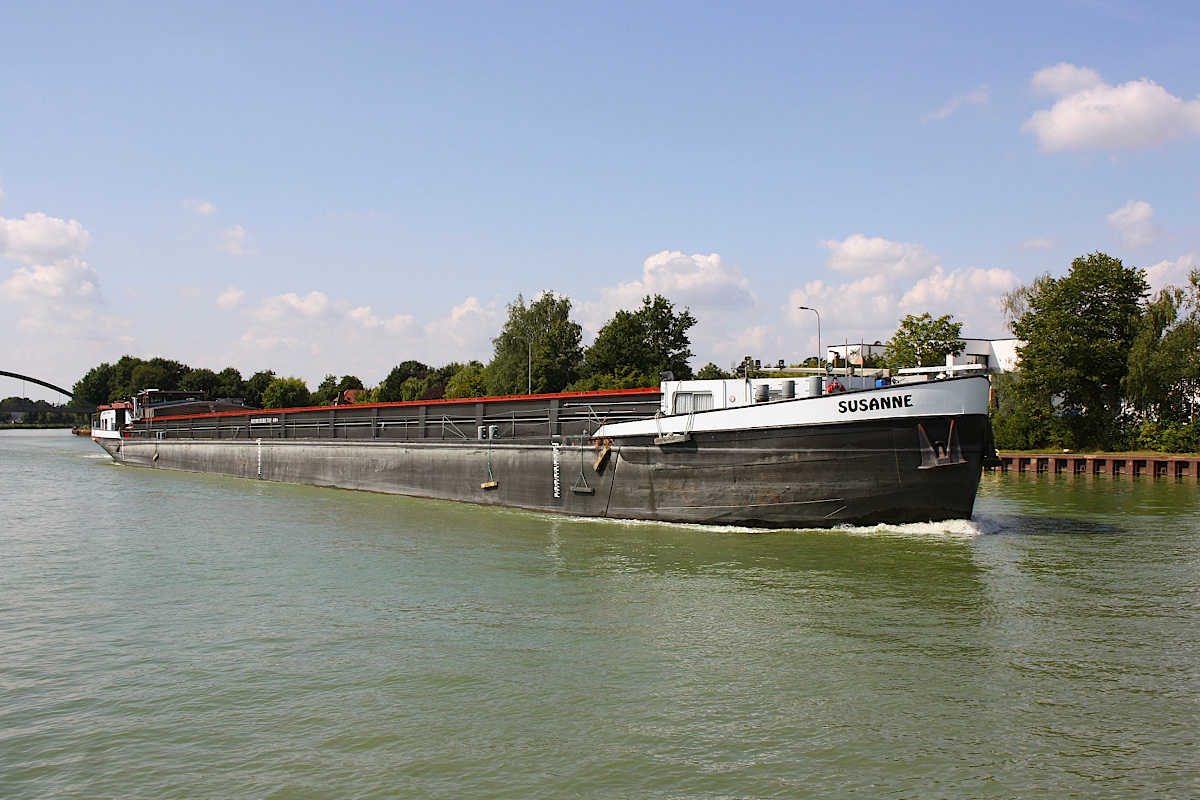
[91,372,997,528]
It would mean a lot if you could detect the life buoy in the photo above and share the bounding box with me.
[826,380,845,394]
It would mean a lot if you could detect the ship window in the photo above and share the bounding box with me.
[673,391,714,414]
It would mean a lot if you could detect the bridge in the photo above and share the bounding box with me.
[0,371,97,413]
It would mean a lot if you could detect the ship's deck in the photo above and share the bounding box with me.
[119,389,663,444]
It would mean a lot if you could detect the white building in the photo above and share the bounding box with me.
[827,338,1022,373]
[954,338,1021,373]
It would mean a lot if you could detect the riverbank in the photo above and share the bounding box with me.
[992,451,1200,477]
[0,424,76,430]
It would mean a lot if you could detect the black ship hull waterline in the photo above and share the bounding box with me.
[92,375,995,529]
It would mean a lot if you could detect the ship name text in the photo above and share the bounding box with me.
[837,395,913,414]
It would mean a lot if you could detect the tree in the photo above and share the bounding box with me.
[180,368,221,399]
[1124,270,1200,426]
[1009,252,1148,450]
[96,355,189,398]
[244,370,276,408]
[74,362,116,407]
[311,374,364,406]
[214,367,246,400]
[583,295,697,382]
[565,366,657,392]
[883,313,964,369]
[695,362,733,380]
[376,361,431,403]
[444,361,487,398]
[261,377,311,409]
[485,292,582,396]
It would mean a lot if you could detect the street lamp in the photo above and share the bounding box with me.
[797,306,822,368]
[513,335,533,395]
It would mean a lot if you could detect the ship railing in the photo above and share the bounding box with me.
[127,395,660,443]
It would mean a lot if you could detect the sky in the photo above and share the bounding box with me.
[3,1,1199,401]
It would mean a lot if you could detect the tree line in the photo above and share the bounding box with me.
[74,255,1198,453]
[879,253,1199,453]
[73,293,710,409]
[992,252,1199,454]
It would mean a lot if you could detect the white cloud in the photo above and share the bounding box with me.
[922,87,989,124]
[217,287,245,309]
[783,236,1018,361]
[183,198,217,216]
[0,212,93,267]
[219,224,253,255]
[591,251,755,319]
[0,211,131,359]
[1145,252,1198,295]
[1107,200,1163,248]
[226,289,501,384]
[1030,63,1103,97]
[254,290,337,323]
[582,251,758,365]
[1020,238,1056,250]
[423,296,501,353]
[0,213,99,302]
[345,303,418,333]
[819,234,941,278]
[1023,63,1200,151]
[0,179,7,204]
[899,266,1020,334]
[789,273,897,330]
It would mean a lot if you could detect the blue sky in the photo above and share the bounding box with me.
[3,1,1199,400]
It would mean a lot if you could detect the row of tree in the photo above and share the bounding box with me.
[989,252,1198,453]
[73,293,706,409]
[73,257,1198,452]
[876,254,1199,453]
[994,253,1199,452]
[0,398,83,426]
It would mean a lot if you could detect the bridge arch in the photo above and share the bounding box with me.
[0,371,97,412]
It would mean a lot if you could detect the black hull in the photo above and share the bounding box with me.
[96,412,988,529]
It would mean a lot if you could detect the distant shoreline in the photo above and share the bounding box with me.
[0,424,77,430]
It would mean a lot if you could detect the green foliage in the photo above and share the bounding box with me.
[311,374,364,406]
[1009,252,1148,450]
[179,368,221,399]
[695,362,733,379]
[444,362,487,399]
[582,295,696,381]
[1136,420,1200,454]
[376,361,430,403]
[485,292,582,396]
[261,377,311,409]
[398,376,430,402]
[73,362,117,406]
[564,367,657,392]
[73,356,190,403]
[990,372,1062,450]
[214,367,247,400]
[0,397,83,426]
[1123,270,1200,425]
[884,313,964,369]
[244,371,276,408]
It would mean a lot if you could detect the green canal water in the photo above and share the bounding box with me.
[3,430,1198,799]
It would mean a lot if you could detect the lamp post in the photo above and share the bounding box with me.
[513,335,533,395]
[797,306,822,368]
